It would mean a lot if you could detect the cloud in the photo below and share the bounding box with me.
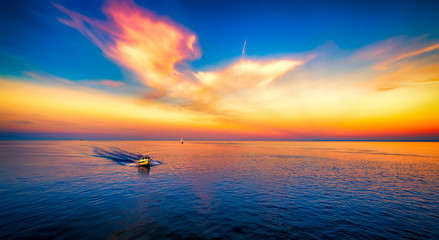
[100,80,125,88]
[80,79,125,88]
[194,59,301,93]
[13,120,33,124]
[372,62,439,91]
[352,35,439,69]
[54,0,200,95]
[376,43,439,70]
[48,0,439,139]
[54,0,302,115]
[24,71,74,85]
[24,70,127,90]
[350,35,439,91]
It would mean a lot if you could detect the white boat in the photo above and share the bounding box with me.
[138,155,151,166]
[181,137,184,144]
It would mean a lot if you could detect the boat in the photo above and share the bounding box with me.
[138,155,151,166]
[181,137,184,144]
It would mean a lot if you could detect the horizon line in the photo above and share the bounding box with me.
[1,139,438,142]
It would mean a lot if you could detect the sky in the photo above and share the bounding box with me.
[0,0,438,140]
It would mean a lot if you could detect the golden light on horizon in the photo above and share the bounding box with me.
[0,0,438,140]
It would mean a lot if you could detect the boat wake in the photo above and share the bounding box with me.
[93,147,163,166]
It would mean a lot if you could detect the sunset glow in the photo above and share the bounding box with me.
[0,0,438,140]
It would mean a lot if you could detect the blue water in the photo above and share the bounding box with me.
[0,141,438,239]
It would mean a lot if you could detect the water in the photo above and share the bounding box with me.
[0,141,438,239]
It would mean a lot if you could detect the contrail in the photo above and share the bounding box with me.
[242,40,247,55]
[239,40,247,85]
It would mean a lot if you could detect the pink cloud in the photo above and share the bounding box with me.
[100,80,125,88]
[352,36,439,70]
[55,0,302,114]
[54,0,200,94]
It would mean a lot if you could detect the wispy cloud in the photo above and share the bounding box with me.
[350,36,439,91]
[80,79,125,88]
[375,42,439,70]
[24,70,74,85]
[24,70,126,90]
[100,80,125,88]
[54,0,200,96]
[194,59,301,89]
[352,35,439,66]
[54,0,303,114]
[5,0,434,140]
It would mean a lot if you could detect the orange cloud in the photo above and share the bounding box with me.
[54,0,200,95]
[349,36,439,91]
[0,78,289,140]
[352,36,439,70]
[55,0,303,115]
[44,2,439,140]
[194,59,301,92]
[376,43,439,70]
[373,62,439,91]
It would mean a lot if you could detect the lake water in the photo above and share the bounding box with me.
[1,141,438,239]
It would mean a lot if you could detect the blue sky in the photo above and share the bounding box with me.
[2,0,439,83]
[1,0,438,140]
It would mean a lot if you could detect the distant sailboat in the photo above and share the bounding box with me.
[181,137,184,144]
